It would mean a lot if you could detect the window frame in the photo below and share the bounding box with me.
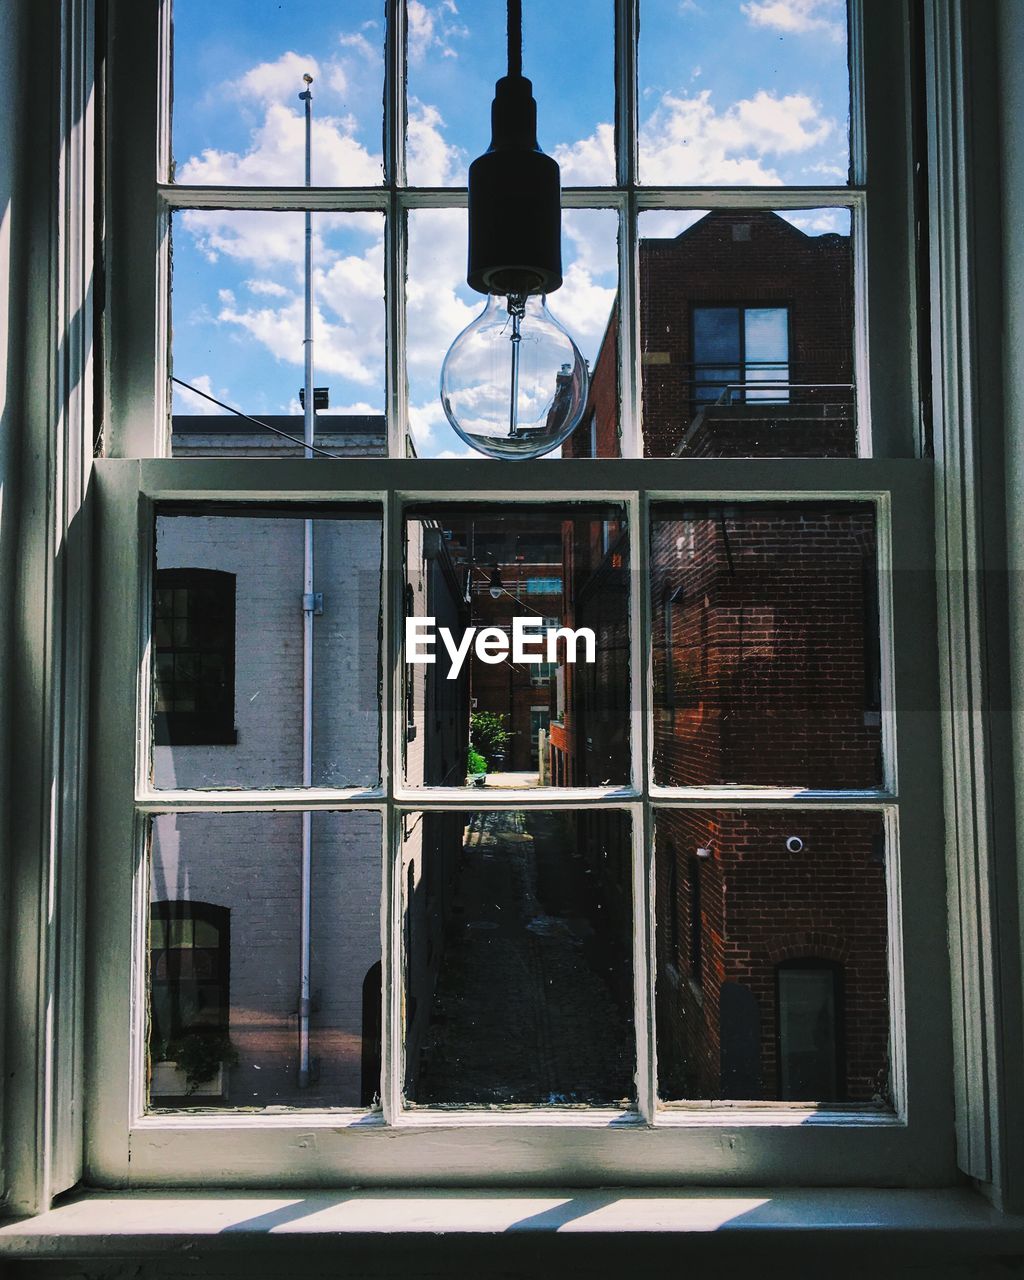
[86,456,952,1187]
[79,0,963,1191]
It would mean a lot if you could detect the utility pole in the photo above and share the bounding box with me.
[298,71,314,1089]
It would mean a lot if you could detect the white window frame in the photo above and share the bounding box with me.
[66,0,987,1196]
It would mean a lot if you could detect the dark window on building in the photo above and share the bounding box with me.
[404,582,417,741]
[664,847,679,966]
[661,584,701,709]
[776,958,845,1103]
[688,855,703,984]
[153,568,236,745]
[692,305,790,406]
[149,900,230,1056]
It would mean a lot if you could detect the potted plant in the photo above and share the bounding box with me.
[151,1028,238,1098]
[467,746,488,786]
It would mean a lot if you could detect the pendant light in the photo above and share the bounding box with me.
[439,0,590,460]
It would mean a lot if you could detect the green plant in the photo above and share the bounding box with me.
[470,710,511,766]
[166,1029,238,1094]
[467,746,488,775]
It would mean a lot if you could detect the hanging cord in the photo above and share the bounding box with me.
[170,376,348,459]
[507,0,522,78]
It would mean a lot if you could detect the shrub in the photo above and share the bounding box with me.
[467,747,488,775]
[470,710,511,766]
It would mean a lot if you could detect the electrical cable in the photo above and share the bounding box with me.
[170,376,347,459]
[507,0,522,78]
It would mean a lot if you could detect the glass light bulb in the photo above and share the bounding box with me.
[440,293,590,460]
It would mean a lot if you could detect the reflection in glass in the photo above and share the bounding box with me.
[148,810,383,1110]
[638,209,854,458]
[638,0,850,186]
[170,211,386,458]
[655,810,889,1106]
[651,502,881,788]
[153,507,382,789]
[171,0,384,186]
[404,504,630,789]
[403,810,635,1106]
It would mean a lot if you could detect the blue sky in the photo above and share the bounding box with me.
[170,0,850,455]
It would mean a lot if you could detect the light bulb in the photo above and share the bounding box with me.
[440,293,589,460]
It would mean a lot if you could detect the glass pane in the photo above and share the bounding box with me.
[152,507,382,789]
[170,211,385,457]
[405,0,614,187]
[170,0,384,185]
[650,502,882,788]
[404,503,630,788]
[637,209,855,458]
[655,810,890,1107]
[638,0,850,185]
[407,208,619,459]
[148,811,383,1109]
[403,810,635,1106]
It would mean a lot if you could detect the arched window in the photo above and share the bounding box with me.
[153,568,236,745]
[776,958,844,1103]
[149,901,230,1058]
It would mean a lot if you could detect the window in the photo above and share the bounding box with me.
[152,569,236,746]
[692,304,791,407]
[149,901,230,1102]
[776,960,844,1104]
[82,0,958,1193]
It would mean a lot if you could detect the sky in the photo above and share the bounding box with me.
[169,0,851,456]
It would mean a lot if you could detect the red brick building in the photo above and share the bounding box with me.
[559,211,888,1104]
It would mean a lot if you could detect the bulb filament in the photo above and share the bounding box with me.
[506,293,526,437]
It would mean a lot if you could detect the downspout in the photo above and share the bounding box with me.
[299,73,314,1089]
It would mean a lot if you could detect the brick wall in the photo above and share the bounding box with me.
[650,505,881,788]
[655,810,888,1103]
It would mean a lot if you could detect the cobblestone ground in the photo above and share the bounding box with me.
[411,811,635,1106]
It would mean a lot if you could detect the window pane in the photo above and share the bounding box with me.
[170,0,384,185]
[638,0,850,185]
[148,810,383,1110]
[152,507,382,789]
[170,211,385,457]
[655,810,889,1106]
[405,0,614,187]
[403,810,635,1106]
[651,502,882,788]
[404,504,630,788]
[407,208,618,458]
[637,209,855,458]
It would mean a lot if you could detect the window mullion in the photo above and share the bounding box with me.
[635,490,655,1118]
[385,0,406,190]
[382,489,404,1122]
[614,0,638,190]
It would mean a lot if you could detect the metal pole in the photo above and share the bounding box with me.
[299,72,314,1089]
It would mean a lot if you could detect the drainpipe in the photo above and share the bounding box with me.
[299,73,315,1089]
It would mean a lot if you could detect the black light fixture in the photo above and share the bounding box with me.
[439,0,589,461]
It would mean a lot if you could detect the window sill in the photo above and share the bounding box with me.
[2,1187,1023,1261]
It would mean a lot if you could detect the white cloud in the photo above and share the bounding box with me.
[245,278,288,297]
[635,88,833,184]
[553,124,615,187]
[406,100,466,185]
[741,0,846,42]
[177,101,383,186]
[173,374,229,416]
[232,51,320,103]
[407,0,468,64]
